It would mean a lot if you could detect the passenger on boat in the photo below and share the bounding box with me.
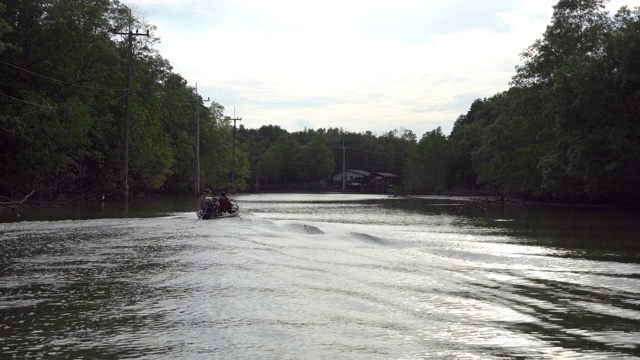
[218,192,233,213]
[200,189,217,216]
[199,188,212,206]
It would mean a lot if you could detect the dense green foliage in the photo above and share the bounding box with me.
[0,0,243,202]
[236,126,415,191]
[405,0,640,204]
[1,0,638,205]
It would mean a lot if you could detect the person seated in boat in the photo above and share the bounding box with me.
[200,189,219,217]
[218,192,233,214]
[200,188,214,209]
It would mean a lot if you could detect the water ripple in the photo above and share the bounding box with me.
[2,195,640,358]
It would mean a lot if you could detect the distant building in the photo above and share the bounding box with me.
[332,169,372,186]
[332,169,399,193]
[375,172,400,186]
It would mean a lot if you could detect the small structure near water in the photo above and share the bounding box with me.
[332,169,399,194]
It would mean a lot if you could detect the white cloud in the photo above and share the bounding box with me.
[126,0,640,136]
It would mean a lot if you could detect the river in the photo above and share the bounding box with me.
[1,193,639,359]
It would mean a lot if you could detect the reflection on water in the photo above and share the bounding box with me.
[1,193,639,359]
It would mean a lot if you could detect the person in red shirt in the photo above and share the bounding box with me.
[217,193,233,213]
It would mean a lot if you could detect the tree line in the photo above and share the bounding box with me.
[412,0,640,205]
[1,0,638,206]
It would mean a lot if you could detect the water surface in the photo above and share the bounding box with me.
[1,194,639,359]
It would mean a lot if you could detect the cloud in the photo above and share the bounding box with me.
[125,0,640,136]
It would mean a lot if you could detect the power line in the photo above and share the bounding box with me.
[0,59,128,92]
[0,91,56,109]
[0,89,130,111]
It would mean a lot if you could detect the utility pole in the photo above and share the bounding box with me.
[256,160,260,193]
[187,83,209,198]
[114,14,149,201]
[230,108,242,194]
[340,138,349,192]
[255,131,262,193]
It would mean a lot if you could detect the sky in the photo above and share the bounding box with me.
[125,0,640,137]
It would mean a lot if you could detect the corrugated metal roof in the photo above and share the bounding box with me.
[348,169,372,176]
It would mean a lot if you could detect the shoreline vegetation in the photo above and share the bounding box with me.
[2,0,639,209]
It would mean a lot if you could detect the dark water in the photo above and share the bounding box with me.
[1,194,639,359]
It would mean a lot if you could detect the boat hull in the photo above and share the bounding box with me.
[197,208,240,220]
[197,202,240,220]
